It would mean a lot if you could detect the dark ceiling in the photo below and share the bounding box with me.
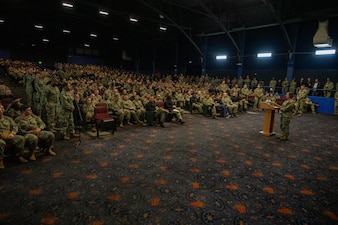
[1,0,338,56]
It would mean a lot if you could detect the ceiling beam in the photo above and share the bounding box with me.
[135,0,203,56]
[198,1,241,55]
[261,0,293,50]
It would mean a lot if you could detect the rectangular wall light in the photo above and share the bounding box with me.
[42,38,49,42]
[62,2,74,8]
[84,44,90,47]
[129,16,138,23]
[315,49,336,55]
[257,52,272,58]
[216,55,227,60]
[90,33,97,38]
[159,25,167,31]
[34,24,43,29]
[99,10,109,16]
[62,29,71,34]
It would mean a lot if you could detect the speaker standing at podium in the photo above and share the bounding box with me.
[279,92,295,141]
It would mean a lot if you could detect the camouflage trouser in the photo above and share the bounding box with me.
[206,105,217,117]
[33,92,42,116]
[192,103,203,114]
[280,116,291,137]
[226,104,236,115]
[324,90,331,98]
[61,109,75,136]
[25,88,33,107]
[125,110,140,123]
[295,99,306,114]
[0,135,25,159]
[171,109,184,120]
[46,103,58,130]
[254,97,261,109]
[239,99,248,111]
[155,108,167,123]
[113,109,125,126]
[136,108,146,121]
[24,131,55,151]
[305,103,315,113]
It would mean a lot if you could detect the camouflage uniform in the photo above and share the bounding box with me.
[221,94,237,116]
[23,72,34,107]
[244,77,251,88]
[82,98,95,130]
[203,96,217,118]
[280,97,295,139]
[60,88,76,139]
[133,97,146,121]
[239,86,250,111]
[109,96,129,127]
[294,87,309,115]
[281,78,289,94]
[323,80,334,98]
[289,80,297,94]
[122,97,142,124]
[304,98,317,114]
[269,78,277,92]
[253,86,264,110]
[5,100,22,120]
[32,74,46,116]
[44,83,60,131]
[15,109,55,159]
[0,114,26,167]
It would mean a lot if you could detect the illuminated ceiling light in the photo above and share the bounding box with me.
[257,52,272,58]
[99,9,109,16]
[62,1,74,8]
[314,43,332,48]
[129,16,138,23]
[34,24,43,29]
[113,37,119,41]
[216,55,227,60]
[90,33,97,38]
[159,14,164,19]
[315,49,336,55]
[313,20,333,48]
[84,44,90,47]
[0,19,4,23]
[62,29,71,34]
[159,25,167,31]
[42,38,49,42]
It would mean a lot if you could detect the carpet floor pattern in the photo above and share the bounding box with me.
[0,112,337,225]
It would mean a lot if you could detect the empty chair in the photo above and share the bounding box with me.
[94,103,116,137]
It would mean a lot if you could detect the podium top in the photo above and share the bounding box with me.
[260,101,280,110]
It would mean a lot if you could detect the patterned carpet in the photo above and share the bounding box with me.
[0,111,337,225]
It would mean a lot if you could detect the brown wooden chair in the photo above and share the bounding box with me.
[94,103,115,137]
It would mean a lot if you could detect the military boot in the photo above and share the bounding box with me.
[29,152,36,161]
[0,159,5,169]
[18,156,28,163]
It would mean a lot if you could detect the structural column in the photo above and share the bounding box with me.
[237,31,246,78]
[286,24,298,81]
[201,36,208,76]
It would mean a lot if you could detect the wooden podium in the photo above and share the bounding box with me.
[259,102,280,136]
